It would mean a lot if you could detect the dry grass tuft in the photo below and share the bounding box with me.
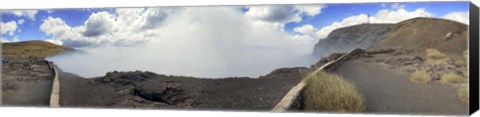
[426,48,446,59]
[454,50,469,66]
[304,71,365,112]
[457,84,469,104]
[439,73,466,84]
[409,70,431,83]
[425,48,449,64]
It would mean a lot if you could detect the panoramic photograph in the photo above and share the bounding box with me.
[1,1,471,115]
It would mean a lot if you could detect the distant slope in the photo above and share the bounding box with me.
[313,24,394,57]
[377,18,468,56]
[2,40,69,58]
[313,18,468,58]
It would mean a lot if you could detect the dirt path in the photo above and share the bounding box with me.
[335,56,468,115]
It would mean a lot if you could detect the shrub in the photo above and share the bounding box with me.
[409,70,431,83]
[425,48,449,64]
[457,84,469,104]
[304,71,365,112]
[439,73,466,84]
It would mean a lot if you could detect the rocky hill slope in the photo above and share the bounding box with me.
[313,24,394,57]
[313,18,468,58]
[378,18,468,57]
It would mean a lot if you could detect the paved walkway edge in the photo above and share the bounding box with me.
[271,48,364,112]
[47,61,60,107]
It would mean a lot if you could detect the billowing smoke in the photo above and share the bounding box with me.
[46,7,317,78]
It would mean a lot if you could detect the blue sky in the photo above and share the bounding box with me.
[1,8,114,41]
[283,1,469,32]
[1,1,469,46]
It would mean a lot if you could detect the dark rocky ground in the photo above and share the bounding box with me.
[1,48,469,115]
[58,66,313,111]
[1,55,334,110]
[1,58,54,106]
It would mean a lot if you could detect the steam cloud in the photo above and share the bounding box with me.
[46,7,317,78]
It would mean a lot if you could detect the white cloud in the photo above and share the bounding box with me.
[46,10,54,14]
[1,21,18,36]
[391,3,405,10]
[295,5,325,16]
[39,8,180,47]
[243,5,325,44]
[294,24,315,34]
[292,24,321,44]
[245,5,302,23]
[82,12,116,37]
[372,8,432,23]
[315,8,432,39]
[40,17,78,40]
[139,8,175,30]
[443,11,469,24]
[114,8,147,32]
[294,24,319,38]
[244,5,325,24]
[45,39,63,45]
[2,10,38,20]
[12,36,20,42]
[289,34,317,45]
[47,7,317,78]
[1,36,21,43]
[315,14,369,39]
[1,37,9,43]
[249,19,286,32]
[17,19,25,25]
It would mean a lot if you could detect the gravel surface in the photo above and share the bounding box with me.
[1,59,54,106]
[335,54,468,115]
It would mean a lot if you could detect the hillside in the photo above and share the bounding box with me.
[313,18,468,58]
[313,24,394,57]
[2,40,69,58]
[377,18,468,57]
